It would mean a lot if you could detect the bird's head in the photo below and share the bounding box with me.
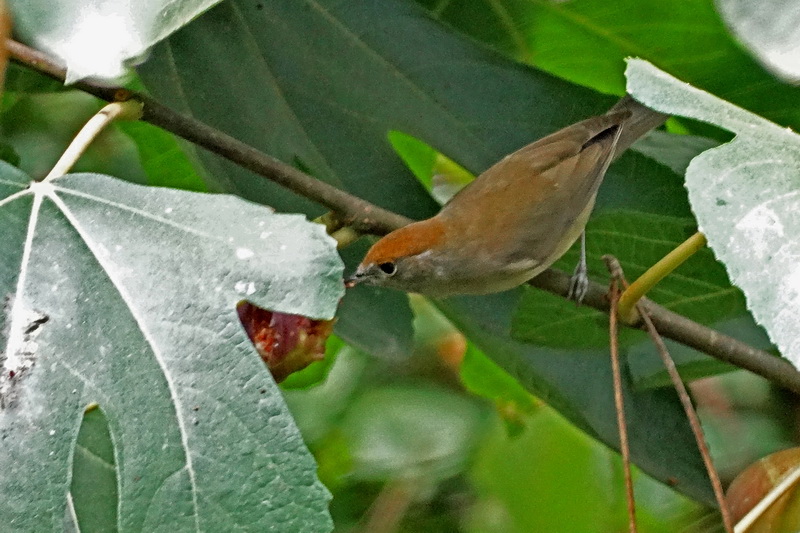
[345,219,448,294]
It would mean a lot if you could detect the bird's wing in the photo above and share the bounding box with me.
[439,111,629,266]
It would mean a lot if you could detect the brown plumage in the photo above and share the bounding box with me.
[348,99,663,297]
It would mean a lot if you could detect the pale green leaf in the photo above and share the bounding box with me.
[627,58,800,368]
[0,162,342,531]
[8,0,223,82]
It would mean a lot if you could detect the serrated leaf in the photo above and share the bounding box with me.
[626,58,800,369]
[0,162,342,530]
[513,211,747,349]
[8,0,224,83]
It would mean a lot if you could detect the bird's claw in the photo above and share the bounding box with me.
[567,260,589,304]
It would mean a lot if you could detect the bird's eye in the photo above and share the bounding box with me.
[379,262,397,276]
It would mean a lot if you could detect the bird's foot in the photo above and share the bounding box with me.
[567,259,589,304]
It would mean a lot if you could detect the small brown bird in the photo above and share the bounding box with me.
[346,97,665,300]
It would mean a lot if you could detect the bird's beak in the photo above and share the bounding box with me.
[344,267,365,289]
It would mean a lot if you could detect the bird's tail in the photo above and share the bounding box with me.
[607,94,669,160]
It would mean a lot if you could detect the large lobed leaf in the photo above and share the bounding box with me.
[627,58,800,369]
[0,162,342,531]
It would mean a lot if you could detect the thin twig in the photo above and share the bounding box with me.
[605,256,733,531]
[6,39,409,234]
[138,94,410,234]
[528,270,800,395]
[361,478,417,533]
[605,266,637,533]
[639,305,734,532]
[8,38,800,395]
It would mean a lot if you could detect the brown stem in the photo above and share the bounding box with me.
[361,478,417,533]
[639,306,734,531]
[9,38,800,396]
[138,95,410,234]
[605,270,638,533]
[5,39,408,234]
[606,256,733,531]
[527,270,800,395]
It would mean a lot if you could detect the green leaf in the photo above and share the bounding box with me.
[337,240,415,360]
[0,141,20,167]
[513,211,749,349]
[0,92,148,184]
[138,0,619,218]
[5,63,67,95]
[388,130,475,205]
[627,58,800,369]
[70,406,118,533]
[134,0,619,362]
[512,287,618,349]
[419,0,800,129]
[386,131,437,190]
[459,343,537,435]
[135,0,721,501]
[437,291,715,504]
[340,385,490,482]
[717,0,800,83]
[0,162,341,530]
[118,121,208,192]
[628,316,770,389]
[512,209,768,387]
[8,0,225,82]
[470,405,706,532]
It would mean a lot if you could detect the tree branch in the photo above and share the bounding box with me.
[529,270,800,393]
[5,39,409,235]
[8,39,800,395]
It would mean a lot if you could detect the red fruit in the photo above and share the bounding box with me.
[237,301,335,383]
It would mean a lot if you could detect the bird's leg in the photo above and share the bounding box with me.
[567,231,589,304]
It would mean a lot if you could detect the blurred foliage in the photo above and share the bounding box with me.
[285,301,716,532]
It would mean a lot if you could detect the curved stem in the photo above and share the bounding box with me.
[45,100,143,181]
[618,232,707,323]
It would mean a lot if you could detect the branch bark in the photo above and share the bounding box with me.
[8,38,800,395]
[5,40,409,235]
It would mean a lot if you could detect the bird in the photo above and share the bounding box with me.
[346,96,666,301]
